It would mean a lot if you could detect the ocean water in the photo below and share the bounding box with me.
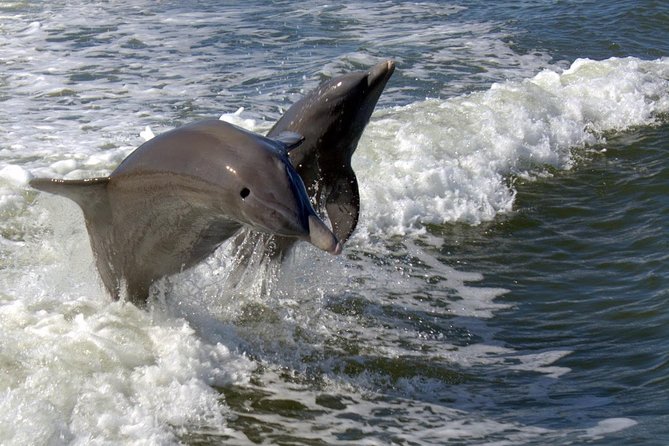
[1,1,668,445]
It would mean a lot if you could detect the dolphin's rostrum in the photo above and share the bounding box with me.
[30,120,341,304]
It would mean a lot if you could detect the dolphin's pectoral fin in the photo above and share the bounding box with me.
[324,169,360,244]
[30,177,120,300]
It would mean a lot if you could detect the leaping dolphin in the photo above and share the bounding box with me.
[232,60,395,263]
[272,59,395,243]
[30,120,341,304]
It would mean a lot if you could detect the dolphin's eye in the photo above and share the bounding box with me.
[240,187,250,199]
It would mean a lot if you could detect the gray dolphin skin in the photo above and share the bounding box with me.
[232,60,395,264]
[270,59,396,244]
[30,120,341,304]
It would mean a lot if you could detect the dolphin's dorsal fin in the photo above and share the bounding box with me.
[30,176,120,299]
[274,131,304,152]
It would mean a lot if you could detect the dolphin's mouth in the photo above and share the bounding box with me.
[253,207,341,255]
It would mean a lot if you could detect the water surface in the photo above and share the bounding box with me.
[0,1,668,444]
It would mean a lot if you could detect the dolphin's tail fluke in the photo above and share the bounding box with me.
[30,177,110,209]
[30,177,121,300]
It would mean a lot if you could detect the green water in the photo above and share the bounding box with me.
[437,124,669,440]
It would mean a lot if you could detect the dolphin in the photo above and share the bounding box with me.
[231,60,395,264]
[271,59,395,243]
[30,119,341,304]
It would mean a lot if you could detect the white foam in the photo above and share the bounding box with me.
[509,350,572,379]
[0,165,31,187]
[219,107,262,130]
[0,199,254,444]
[139,126,155,141]
[355,57,669,236]
[49,159,78,175]
[0,293,253,445]
[582,418,638,439]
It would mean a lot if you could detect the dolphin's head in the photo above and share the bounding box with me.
[205,122,342,255]
[274,59,396,167]
[116,119,342,255]
[233,146,342,255]
[320,59,396,147]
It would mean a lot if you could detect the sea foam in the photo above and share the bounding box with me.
[354,57,669,236]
